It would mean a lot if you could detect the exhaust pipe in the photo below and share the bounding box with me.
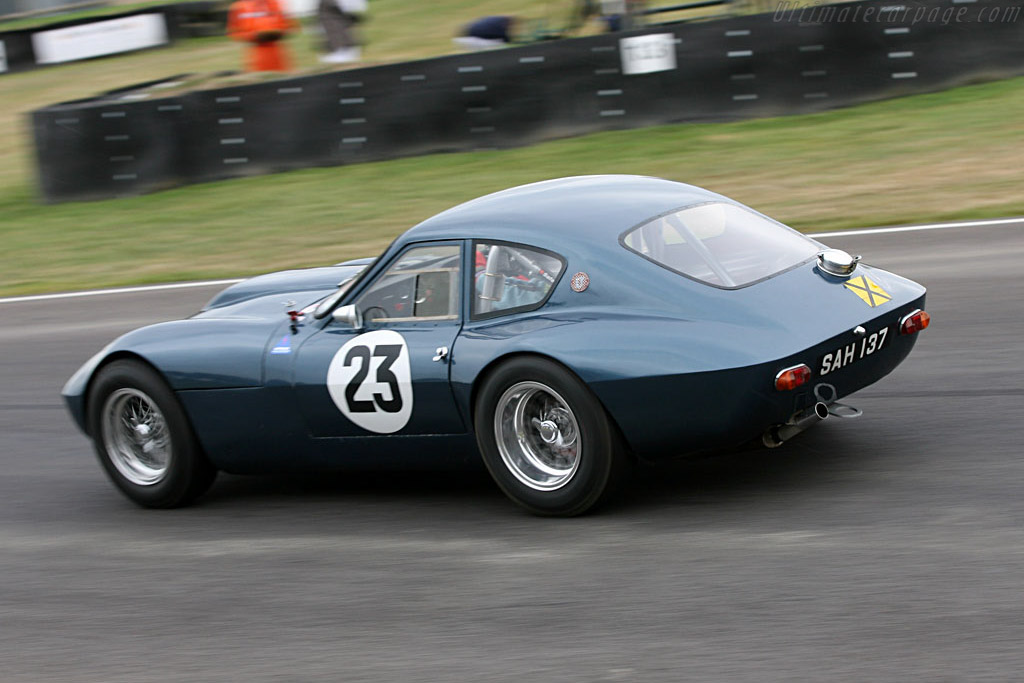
[762,402,829,449]
[826,401,862,419]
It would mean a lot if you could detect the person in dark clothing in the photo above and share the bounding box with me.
[319,0,365,63]
[454,15,518,50]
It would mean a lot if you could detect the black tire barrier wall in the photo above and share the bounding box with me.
[0,27,34,71]
[31,0,1024,202]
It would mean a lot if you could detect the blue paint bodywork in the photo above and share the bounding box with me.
[63,176,926,472]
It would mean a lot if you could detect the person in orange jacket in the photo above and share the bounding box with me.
[227,0,296,72]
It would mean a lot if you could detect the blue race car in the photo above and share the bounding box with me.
[63,176,930,515]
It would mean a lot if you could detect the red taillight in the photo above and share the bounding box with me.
[900,309,931,335]
[775,364,812,391]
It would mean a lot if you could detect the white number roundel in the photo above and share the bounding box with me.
[327,330,413,434]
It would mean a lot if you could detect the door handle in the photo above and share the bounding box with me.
[432,346,449,362]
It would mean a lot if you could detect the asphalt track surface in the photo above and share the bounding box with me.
[2,220,1022,682]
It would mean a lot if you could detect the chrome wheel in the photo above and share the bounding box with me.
[100,388,172,486]
[494,381,581,491]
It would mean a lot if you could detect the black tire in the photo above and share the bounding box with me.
[474,356,628,516]
[86,360,217,508]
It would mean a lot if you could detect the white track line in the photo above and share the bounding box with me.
[813,216,1024,238]
[3,216,1023,304]
[0,279,245,304]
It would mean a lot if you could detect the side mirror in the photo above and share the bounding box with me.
[332,304,363,330]
[312,278,356,319]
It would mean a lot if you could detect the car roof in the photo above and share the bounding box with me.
[399,175,730,249]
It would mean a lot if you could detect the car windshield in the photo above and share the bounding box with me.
[621,202,820,288]
[312,241,396,319]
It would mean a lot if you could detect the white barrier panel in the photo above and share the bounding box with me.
[0,40,7,73]
[31,13,168,65]
[620,33,677,75]
[280,0,318,16]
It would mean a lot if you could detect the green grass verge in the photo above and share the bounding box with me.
[1,2,1023,295]
[0,1,197,31]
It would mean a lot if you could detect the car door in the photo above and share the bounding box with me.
[292,241,467,438]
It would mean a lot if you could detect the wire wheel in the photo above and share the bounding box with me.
[100,388,172,486]
[494,381,581,491]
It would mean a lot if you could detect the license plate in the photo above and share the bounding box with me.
[819,325,890,376]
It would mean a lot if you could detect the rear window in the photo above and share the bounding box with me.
[621,202,820,288]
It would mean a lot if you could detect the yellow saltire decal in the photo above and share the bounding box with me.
[844,275,891,307]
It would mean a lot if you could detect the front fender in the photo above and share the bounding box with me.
[62,341,116,433]
[61,318,280,434]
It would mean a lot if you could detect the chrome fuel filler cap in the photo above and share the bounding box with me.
[816,249,861,277]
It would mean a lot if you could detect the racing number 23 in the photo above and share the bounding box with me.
[327,329,414,434]
[344,344,402,413]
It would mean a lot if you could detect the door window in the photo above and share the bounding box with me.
[355,244,461,324]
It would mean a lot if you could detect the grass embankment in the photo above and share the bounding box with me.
[1,1,1022,295]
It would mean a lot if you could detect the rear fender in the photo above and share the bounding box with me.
[450,313,763,454]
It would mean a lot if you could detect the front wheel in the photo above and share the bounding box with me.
[474,357,627,516]
[87,360,217,508]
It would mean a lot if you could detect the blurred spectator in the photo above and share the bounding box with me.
[455,1,631,50]
[619,0,647,30]
[566,0,642,33]
[227,0,296,72]
[454,15,517,51]
[319,0,367,64]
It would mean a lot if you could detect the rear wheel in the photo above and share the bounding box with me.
[474,357,627,516]
[87,360,216,508]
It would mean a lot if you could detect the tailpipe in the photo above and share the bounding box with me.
[762,402,829,449]
[826,401,862,419]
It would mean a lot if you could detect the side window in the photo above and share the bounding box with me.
[355,244,461,324]
[473,242,564,318]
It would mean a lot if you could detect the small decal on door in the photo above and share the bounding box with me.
[327,330,413,434]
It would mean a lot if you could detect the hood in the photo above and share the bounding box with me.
[200,260,372,313]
